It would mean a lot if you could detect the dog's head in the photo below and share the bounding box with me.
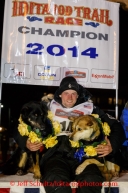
[20,101,52,138]
[69,115,101,141]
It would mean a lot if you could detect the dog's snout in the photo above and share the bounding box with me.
[40,125,45,130]
[42,131,47,136]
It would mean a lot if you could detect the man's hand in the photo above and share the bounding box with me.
[95,136,113,157]
[26,139,43,151]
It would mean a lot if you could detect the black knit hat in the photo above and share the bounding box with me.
[58,76,79,95]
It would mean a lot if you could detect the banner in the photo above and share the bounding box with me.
[1,0,119,89]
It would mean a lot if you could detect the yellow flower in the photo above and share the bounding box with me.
[43,136,58,149]
[52,121,61,135]
[70,140,80,148]
[47,111,54,120]
[84,146,97,156]
[47,111,61,135]
[91,114,99,118]
[18,122,29,136]
[28,131,42,143]
[102,122,111,136]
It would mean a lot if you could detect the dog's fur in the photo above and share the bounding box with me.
[41,93,54,103]
[69,115,120,181]
[75,159,120,181]
[69,115,101,141]
[9,101,53,179]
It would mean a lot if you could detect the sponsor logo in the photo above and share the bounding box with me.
[55,109,84,118]
[10,66,25,78]
[92,73,114,79]
[38,66,56,80]
[66,70,86,78]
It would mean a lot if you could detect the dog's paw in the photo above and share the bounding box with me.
[75,165,84,175]
[112,172,119,177]
[33,173,41,179]
[27,167,34,173]
[16,169,27,176]
[33,165,41,179]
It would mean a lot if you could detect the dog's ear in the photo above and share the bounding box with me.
[40,101,48,109]
[68,116,84,131]
[20,105,31,121]
[68,116,76,122]
[40,101,48,116]
[40,101,49,123]
[87,121,93,126]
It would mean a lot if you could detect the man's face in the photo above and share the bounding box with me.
[60,90,78,108]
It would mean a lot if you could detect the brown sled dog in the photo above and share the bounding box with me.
[69,115,120,181]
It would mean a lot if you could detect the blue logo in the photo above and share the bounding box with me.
[27,16,42,22]
[44,66,50,70]
[85,22,100,28]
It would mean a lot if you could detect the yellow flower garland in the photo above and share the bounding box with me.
[43,136,58,149]
[18,111,61,149]
[18,112,110,155]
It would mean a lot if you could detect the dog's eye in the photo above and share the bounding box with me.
[77,128,81,131]
[35,114,38,117]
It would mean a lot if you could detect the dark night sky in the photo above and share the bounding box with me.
[0,1,128,129]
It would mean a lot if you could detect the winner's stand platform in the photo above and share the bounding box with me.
[0,172,128,193]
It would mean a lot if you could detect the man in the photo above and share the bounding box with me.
[15,76,125,193]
